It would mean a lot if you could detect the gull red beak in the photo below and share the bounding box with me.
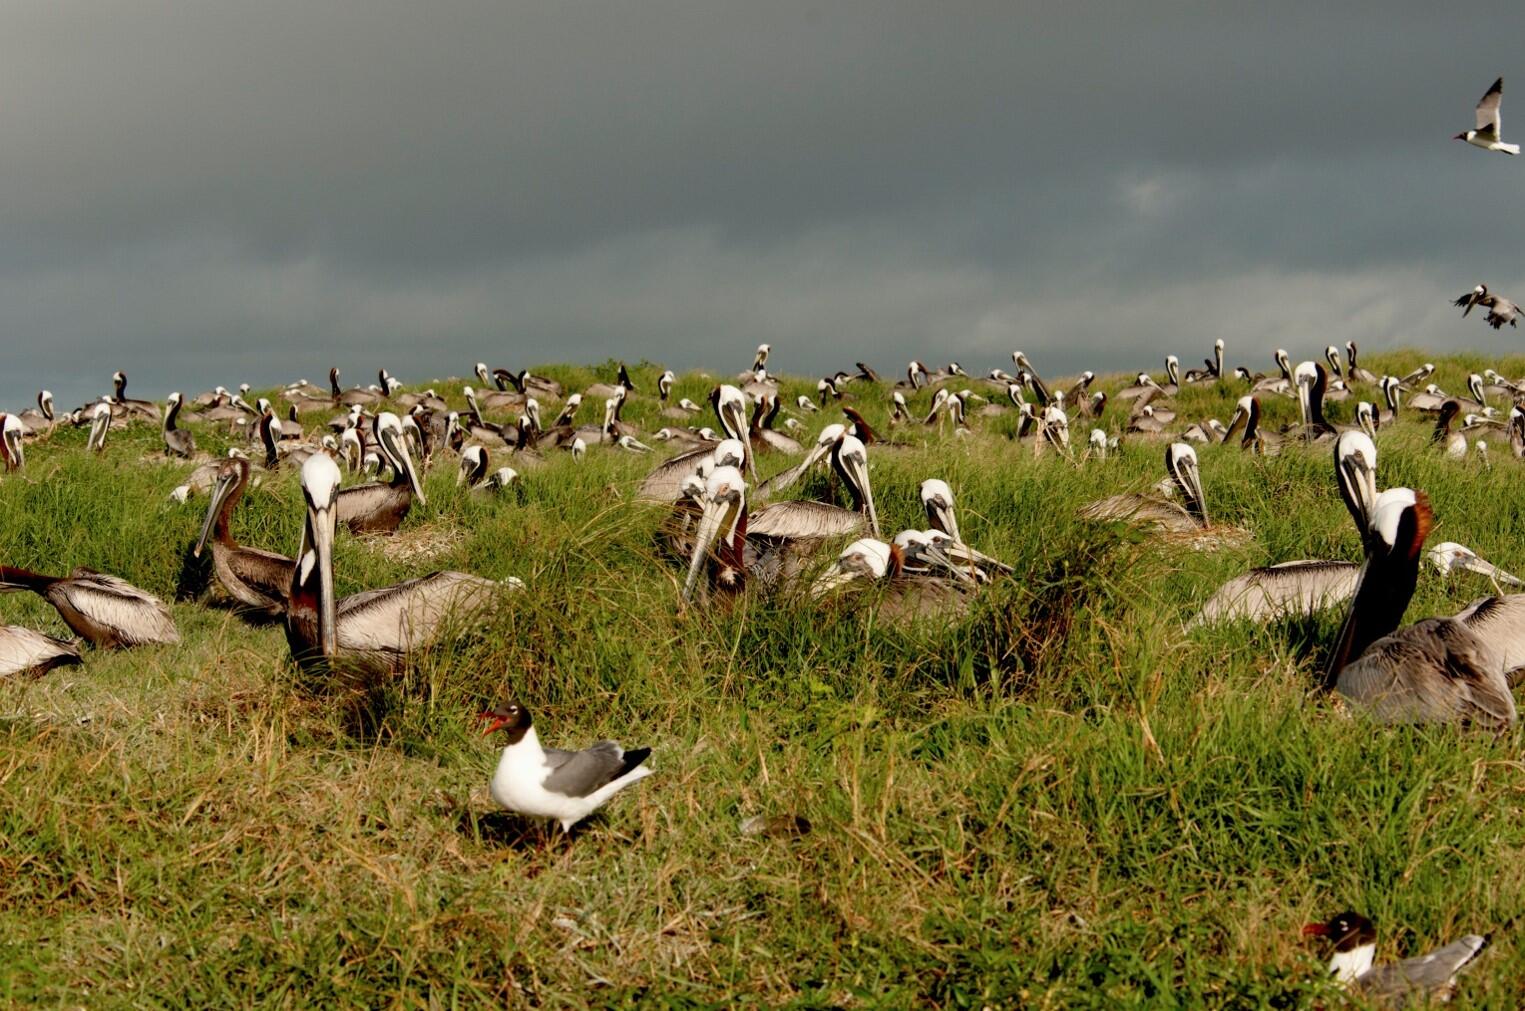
[477,710,507,736]
[1301,922,1328,937]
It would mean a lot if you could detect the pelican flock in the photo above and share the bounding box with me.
[3,339,1523,996]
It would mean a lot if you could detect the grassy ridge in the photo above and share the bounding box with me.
[1,352,1523,1007]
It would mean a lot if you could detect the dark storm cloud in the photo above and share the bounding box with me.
[3,1,1524,407]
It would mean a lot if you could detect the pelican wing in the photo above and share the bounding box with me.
[541,742,650,798]
[1335,617,1516,728]
[747,501,864,541]
[1078,494,1197,533]
[56,569,180,646]
[637,445,712,503]
[337,572,502,655]
[223,546,296,602]
[1191,560,1358,627]
[1356,935,1488,1002]
[0,625,81,678]
[1454,594,1525,673]
[1476,77,1503,134]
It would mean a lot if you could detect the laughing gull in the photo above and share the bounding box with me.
[480,703,653,831]
[1303,911,1487,1004]
[1455,77,1520,154]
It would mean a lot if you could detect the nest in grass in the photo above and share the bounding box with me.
[363,521,463,563]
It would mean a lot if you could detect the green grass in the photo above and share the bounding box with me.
[2,352,1524,1007]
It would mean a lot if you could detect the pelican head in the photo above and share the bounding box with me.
[87,401,112,452]
[1164,442,1207,527]
[831,434,879,537]
[195,456,251,557]
[682,465,748,602]
[1334,431,1379,535]
[812,537,893,597]
[0,414,24,471]
[375,412,425,504]
[295,452,343,660]
[919,479,960,543]
[458,445,488,487]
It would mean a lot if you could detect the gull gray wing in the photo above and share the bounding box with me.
[1476,77,1504,134]
[1356,935,1487,1002]
[541,742,651,798]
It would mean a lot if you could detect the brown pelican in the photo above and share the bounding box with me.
[286,453,513,675]
[335,412,426,534]
[0,566,179,648]
[86,401,112,453]
[193,456,294,616]
[810,535,973,618]
[0,625,82,678]
[1428,542,1523,588]
[330,367,384,406]
[1221,395,1281,454]
[1012,352,1052,404]
[921,479,1011,577]
[584,363,635,402]
[110,371,161,422]
[457,445,517,492]
[1344,342,1378,385]
[751,343,771,371]
[680,438,877,602]
[1182,339,1225,383]
[1079,443,1207,533]
[1431,401,1467,459]
[161,392,196,458]
[1325,488,1516,728]
[1302,911,1487,1004]
[16,391,55,436]
[1191,431,1376,628]
[0,415,23,471]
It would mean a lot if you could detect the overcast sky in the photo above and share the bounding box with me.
[4,1,1525,409]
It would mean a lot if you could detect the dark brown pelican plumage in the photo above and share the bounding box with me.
[334,412,427,534]
[331,367,384,406]
[1325,489,1516,728]
[0,625,81,678]
[194,456,294,617]
[162,392,196,458]
[110,371,161,422]
[0,566,179,649]
[286,453,511,675]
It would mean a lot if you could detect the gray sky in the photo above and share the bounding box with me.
[4,1,1525,409]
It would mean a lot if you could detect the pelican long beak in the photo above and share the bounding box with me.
[1221,406,1246,444]
[1296,377,1312,429]
[681,491,739,603]
[1337,453,1377,535]
[2,427,22,469]
[311,504,338,658]
[1176,457,1209,527]
[926,501,960,543]
[194,470,239,557]
[381,425,426,504]
[837,450,879,537]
